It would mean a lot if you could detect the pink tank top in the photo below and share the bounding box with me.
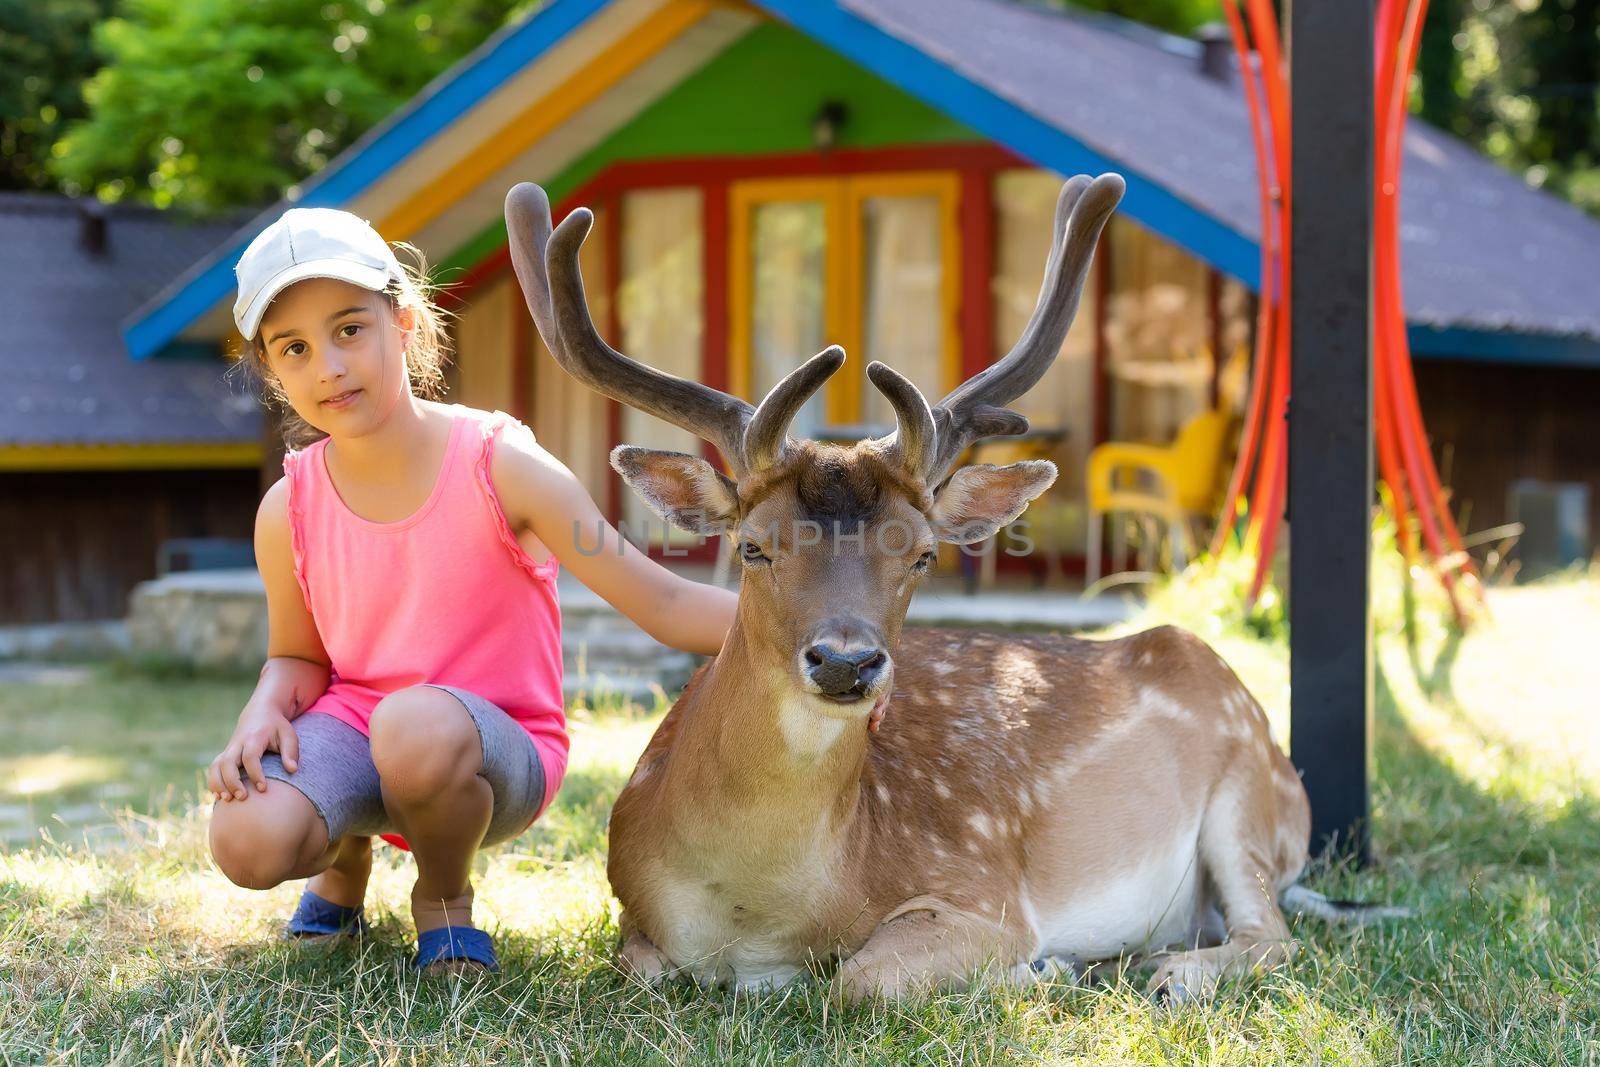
[281,403,567,827]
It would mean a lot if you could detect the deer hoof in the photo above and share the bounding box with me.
[618,932,673,984]
[1146,958,1216,1006]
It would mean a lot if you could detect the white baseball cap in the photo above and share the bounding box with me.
[232,207,409,341]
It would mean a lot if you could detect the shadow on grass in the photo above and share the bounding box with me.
[1373,664,1600,870]
[61,911,1045,1065]
[1277,658,1600,1061]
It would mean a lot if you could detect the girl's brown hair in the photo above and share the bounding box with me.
[228,241,455,449]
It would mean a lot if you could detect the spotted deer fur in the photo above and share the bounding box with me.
[504,174,1319,1001]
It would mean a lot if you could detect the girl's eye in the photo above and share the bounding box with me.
[739,541,770,564]
[282,342,306,359]
[340,323,361,337]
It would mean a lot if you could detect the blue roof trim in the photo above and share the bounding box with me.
[747,0,1260,286]
[124,0,614,361]
[1408,325,1600,368]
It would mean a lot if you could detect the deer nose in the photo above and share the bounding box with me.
[804,644,888,697]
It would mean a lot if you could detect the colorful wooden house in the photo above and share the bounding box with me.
[1,194,261,623]
[124,0,1600,568]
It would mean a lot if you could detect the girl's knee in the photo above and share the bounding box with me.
[209,792,325,890]
[370,686,482,801]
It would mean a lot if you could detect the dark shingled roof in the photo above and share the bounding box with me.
[842,0,1600,343]
[1,193,262,447]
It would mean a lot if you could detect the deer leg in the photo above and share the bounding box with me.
[836,900,1031,1002]
[616,910,674,985]
[1145,774,1298,1003]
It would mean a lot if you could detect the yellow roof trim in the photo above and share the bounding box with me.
[0,442,263,472]
[380,0,719,239]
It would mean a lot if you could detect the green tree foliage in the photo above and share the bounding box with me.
[1417,0,1600,217]
[33,0,1600,219]
[50,0,533,211]
[0,0,116,192]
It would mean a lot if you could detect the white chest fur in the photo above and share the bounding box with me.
[653,870,816,990]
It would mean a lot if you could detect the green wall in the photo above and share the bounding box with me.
[440,21,983,274]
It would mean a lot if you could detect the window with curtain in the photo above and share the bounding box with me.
[750,199,828,439]
[618,188,704,545]
[858,193,946,429]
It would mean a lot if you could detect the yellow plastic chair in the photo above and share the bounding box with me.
[1085,410,1233,583]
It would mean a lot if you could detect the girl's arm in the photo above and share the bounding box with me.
[253,476,334,705]
[489,427,737,657]
[207,478,334,801]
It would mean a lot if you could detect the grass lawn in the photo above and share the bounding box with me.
[2,567,1598,1064]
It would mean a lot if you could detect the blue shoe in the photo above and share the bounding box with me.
[284,888,368,941]
[413,924,499,973]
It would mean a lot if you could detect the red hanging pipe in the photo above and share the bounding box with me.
[1374,0,1481,620]
[1391,11,1476,588]
[1211,0,1481,621]
[1240,0,1292,603]
[1372,0,1418,567]
[1377,0,1448,568]
[1211,0,1280,555]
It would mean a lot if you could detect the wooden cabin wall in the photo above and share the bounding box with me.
[1,469,259,624]
[1414,359,1600,542]
[451,274,515,414]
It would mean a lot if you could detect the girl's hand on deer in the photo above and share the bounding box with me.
[868,691,890,734]
[207,703,300,801]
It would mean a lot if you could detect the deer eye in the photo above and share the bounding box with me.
[739,540,770,564]
[912,549,937,572]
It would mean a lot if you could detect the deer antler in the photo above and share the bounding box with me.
[864,361,935,478]
[744,345,846,472]
[870,173,1124,487]
[506,183,767,479]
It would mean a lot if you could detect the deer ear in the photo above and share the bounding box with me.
[928,460,1057,544]
[610,445,739,535]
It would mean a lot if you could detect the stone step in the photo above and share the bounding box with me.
[564,653,698,686]
[562,672,687,709]
[562,625,696,661]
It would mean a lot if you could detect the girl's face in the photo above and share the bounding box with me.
[257,276,415,437]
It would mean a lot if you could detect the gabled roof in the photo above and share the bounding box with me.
[1,193,261,448]
[830,0,1600,351]
[124,0,1600,365]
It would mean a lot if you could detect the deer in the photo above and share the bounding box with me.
[502,173,1390,1003]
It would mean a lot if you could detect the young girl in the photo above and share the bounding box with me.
[203,206,760,974]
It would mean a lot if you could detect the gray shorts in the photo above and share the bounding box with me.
[260,684,547,847]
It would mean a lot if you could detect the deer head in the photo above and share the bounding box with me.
[504,174,1123,711]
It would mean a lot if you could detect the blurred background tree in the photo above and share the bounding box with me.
[1418,0,1600,217]
[4,0,1596,217]
[0,0,116,191]
[44,0,536,211]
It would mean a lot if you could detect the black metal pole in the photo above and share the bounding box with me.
[1288,0,1375,863]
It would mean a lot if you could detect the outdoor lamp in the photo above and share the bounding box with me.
[812,100,847,153]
